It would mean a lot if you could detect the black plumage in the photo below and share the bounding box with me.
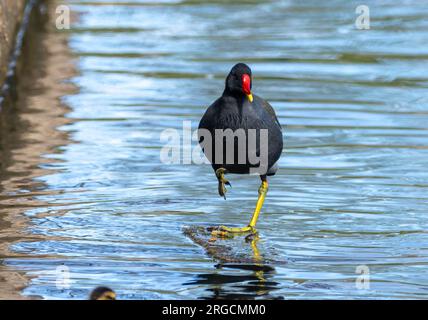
[198,63,283,177]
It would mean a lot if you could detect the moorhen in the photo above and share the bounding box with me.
[198,63,283,236]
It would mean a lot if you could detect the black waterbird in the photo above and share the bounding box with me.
[198,63,283,236]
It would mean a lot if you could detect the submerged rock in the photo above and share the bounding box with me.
[183,225,286,266]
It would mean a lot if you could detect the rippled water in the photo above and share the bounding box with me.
[1,0,428,299]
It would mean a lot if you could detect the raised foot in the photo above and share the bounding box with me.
[215,168,231,199]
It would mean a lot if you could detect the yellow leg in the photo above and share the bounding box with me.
[249,234,261,261]
[211,179,268,237]
[249,180,268,228]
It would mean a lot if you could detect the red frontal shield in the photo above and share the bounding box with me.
[242,74,251,95]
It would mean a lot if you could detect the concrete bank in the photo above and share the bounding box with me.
[0,0,27,89]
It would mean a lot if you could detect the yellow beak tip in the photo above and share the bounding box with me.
[247,94,253,102]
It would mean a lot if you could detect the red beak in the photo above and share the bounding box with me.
[242,74,251,95]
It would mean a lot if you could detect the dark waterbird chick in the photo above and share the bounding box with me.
[198,63,283,236]
[89,286,116,300]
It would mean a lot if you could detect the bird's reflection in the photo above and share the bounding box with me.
[185,235,283,299]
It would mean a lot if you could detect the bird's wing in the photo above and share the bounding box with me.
[260,98,282,130]
[199,106,214,130]
[198,102,218,145]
